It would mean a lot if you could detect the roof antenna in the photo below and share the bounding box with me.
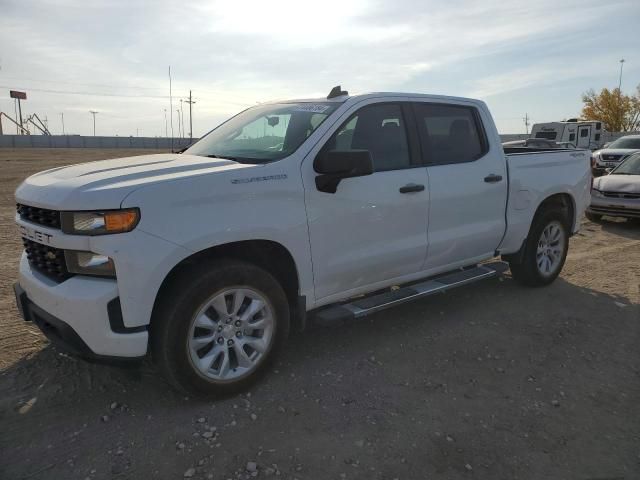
[327,85,348,99]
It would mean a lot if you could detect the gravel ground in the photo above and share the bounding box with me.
[0,148,639,480]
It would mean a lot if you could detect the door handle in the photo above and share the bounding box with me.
[399,183,425,193]
[484,174,503,183]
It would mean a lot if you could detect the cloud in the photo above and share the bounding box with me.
[0,0,638,135]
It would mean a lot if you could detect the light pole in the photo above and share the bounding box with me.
[618,58,625,91]
[180,99,185,139]
[185,90,195,140]
[60,112,65,135]
[89,110,99,136]
[163,109,168,137]
[176,109,181,138]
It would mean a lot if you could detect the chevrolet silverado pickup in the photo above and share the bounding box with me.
[14,87,591,394]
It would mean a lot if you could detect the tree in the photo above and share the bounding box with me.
[581,85,640,132]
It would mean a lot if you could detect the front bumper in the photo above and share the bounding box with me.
[16,253,148,358]
[588,196,640,218]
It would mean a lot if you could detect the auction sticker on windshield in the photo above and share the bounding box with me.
[294,104,331,113]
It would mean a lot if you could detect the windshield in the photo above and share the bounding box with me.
[607,137,640,149]
[611,153,640,175]
[185,102,339,163]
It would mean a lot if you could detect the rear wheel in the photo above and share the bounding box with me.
[585,211,602,222]
[151,259,290,396]
[508,209,569,287]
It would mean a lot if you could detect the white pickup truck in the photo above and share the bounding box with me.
[14,88,591,394]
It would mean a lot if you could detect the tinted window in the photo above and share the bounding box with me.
[323,104,410,171]
[580,129,589,137]
[414,103,486,164]
[595,133,601,141]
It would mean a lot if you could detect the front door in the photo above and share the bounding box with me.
[303,102,429,301]
[412,101,508,271]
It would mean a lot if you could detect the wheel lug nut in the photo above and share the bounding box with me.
[227,339,234,346]
[235,331,242,338]
[217,326,223,332]
[234,320,241,327]
[217,337,224,344]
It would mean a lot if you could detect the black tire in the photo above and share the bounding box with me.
[151,259,290,396]
[508,209,570,287]
[585,211,602,222]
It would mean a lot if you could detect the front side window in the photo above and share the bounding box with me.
[321,103,411,172]
[414,103,486,164]
[186,103,339,163]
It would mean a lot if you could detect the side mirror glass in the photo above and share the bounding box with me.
[314,150,374,193]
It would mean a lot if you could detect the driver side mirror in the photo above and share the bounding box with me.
[314,150,374,193]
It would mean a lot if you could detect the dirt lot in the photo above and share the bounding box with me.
[0,148,639,480]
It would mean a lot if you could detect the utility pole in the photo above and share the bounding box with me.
[89,110,99,136]
[60,112,65,135]
[180,99,185,138]
[523,113,530,135]
[176,109,181,138]
[184,90,195,140]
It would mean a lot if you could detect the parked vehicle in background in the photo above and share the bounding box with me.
[592,135,640,176]
[13,88,591,395]
[530,120,604,150]
[587,152,640,222]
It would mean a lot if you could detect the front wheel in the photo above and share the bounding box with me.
[509,210,569,287]
[151,260,290,396]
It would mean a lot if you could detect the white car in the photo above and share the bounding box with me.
[13,88,591,394]
[592,135,640,175]
[587,152,640,221]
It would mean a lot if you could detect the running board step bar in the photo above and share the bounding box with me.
[313,261,509,325]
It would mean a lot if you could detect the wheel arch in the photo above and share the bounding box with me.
[533,192,576,232]
[151,239,303,331]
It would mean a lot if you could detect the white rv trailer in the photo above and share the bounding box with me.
[530,120,604,150]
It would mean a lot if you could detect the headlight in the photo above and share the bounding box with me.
[65,250,116,277]
[592,189,604,198]
[61,208,140,235]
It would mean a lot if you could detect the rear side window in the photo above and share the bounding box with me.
[322,103,411,172]
[413,103,487,164]
[580,129,589,137]
[569,133,576,142]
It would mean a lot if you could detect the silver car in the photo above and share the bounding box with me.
[591,135,640,176]
[587,152,640,221]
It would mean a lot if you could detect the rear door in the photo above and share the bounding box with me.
[412,102,508,270]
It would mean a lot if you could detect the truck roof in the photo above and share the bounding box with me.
[269,91,487,107]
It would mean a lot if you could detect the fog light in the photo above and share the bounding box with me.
[65,250,116,277]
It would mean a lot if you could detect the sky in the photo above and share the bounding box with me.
[0,0,639,137]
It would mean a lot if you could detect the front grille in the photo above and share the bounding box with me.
[22,238,72,282]
[602,154,622,161]
[590,206,640,218]
[16,203,61,229]
[603,191,640,199]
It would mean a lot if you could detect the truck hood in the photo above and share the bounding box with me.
[594,174,640,193]
[15,153,254,210]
